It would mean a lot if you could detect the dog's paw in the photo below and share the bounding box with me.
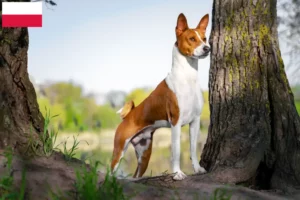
[173,170,187,180]
[193,164,207,174]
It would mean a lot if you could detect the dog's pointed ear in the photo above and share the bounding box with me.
[176,13,188,37]
[116,100,135,119]
[196,14,209,33]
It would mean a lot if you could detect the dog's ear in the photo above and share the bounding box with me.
[116,100,135,119]
[176,13,188,37]
[196,14,209,33]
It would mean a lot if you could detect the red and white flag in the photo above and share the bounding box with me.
[2,2,43,28]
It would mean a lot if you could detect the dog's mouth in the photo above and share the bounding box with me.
[192,52,210,59]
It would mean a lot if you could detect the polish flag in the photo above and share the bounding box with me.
[2,2,43,28]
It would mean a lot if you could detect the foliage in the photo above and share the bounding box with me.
[92,105,121,130]
[74,161,128,200]
[36,82,121,132]
[0,148,26,200]
[210,187,232,200]
[27,108,59,157]
[125,88,152,106]
[41,108,59,157]
[201,91,210,121]
[61,134,88,162]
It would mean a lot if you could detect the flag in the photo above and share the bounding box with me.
[2,2,42,28]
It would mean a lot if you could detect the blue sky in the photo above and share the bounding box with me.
[28,0,291,94]
[28,0,213,94]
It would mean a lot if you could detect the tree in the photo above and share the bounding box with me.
[106,90,126,109]
[200,0,300,191]
[0,7,45,156]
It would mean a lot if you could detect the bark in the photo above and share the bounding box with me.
[0,8,45,155]
[200,0,300,191]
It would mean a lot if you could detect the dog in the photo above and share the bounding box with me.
[111,13,210,180]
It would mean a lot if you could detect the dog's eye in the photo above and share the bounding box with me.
[189,37,196,42]
[203,37,207,41]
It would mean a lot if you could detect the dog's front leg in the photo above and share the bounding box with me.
[189,116,206,174]
[171,122,186,180]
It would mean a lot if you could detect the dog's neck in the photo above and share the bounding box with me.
[170,44,199,80]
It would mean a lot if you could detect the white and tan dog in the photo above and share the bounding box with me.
[111,13,210,180]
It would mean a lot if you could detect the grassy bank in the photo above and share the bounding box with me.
[55,127,208,177]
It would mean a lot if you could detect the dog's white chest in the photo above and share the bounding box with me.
[165,46,205,126]
[175,80,203,125]
[179,87,202,125]
[166,71,204,126]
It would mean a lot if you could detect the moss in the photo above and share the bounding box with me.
[221,42,225,52]
[254,80,259,88]
[225,36,230,42]
[229,66,233,83]
[276,49,290,89]
[258,25,271,46]
[1,38,12,45]
[259,25,269,36]
[252,0,267,16]
[225,13,235,32]
[232,59,238,69]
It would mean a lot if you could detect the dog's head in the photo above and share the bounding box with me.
[175,13,210,59]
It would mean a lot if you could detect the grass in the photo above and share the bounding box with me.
[0,148,26,200]
[41,108,60,157]
[61,134,88,162]
[210,187,232,200]
[27,107,89,162]
[27,107,60,157]
[73,161,128,200]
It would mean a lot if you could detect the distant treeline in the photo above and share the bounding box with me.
[35,82,300,132]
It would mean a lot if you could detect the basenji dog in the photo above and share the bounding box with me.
[111,13,210,180]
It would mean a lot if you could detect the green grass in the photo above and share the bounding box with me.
[61,134,88,162]
[73,161,128,200]
[41,108,60,156]
[210,187,232,200]
[0,148,26,200]
[27,107,60,157]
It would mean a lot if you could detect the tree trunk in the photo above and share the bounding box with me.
[0,12,45,155]
[201,0,300,191]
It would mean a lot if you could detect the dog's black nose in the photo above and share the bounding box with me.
[203,46,210,52]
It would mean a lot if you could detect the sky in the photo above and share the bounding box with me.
[28,0,291,95]
[28,0,213,94]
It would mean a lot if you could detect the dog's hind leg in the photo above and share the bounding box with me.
[132,131,154,178]
[111,135,131,175]
[189,116,206,174]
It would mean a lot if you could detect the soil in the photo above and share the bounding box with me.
[1,151,299,200]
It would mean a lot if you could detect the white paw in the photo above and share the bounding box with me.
[173,170,187,180]
[193,163,207,174]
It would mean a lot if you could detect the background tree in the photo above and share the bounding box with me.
[278,0,300,83]
[106,90,126,109]
[200,0,300,191]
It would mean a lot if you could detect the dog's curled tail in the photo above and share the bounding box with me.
[116,100,135,119]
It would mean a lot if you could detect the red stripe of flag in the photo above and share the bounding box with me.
[2,15,42,27]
